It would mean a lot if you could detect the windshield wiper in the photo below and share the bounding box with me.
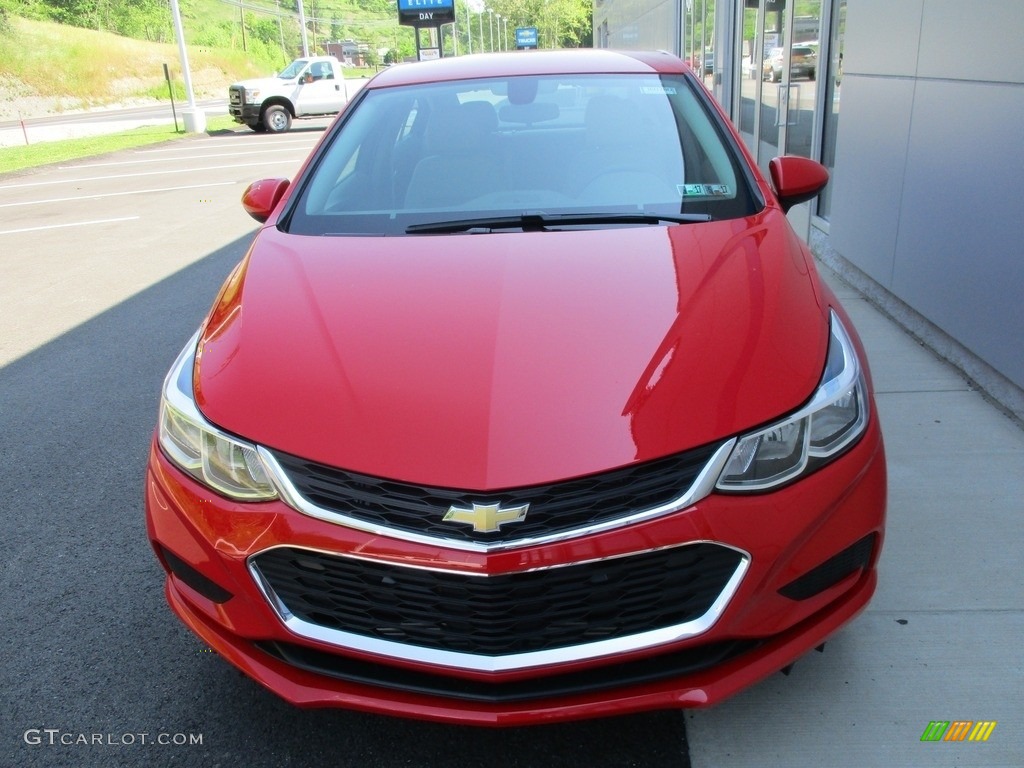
[405,211,712,235]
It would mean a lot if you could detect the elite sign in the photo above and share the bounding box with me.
[398,0,455,25]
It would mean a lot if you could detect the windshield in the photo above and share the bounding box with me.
[285,73,761,236]
[278,59,308,80]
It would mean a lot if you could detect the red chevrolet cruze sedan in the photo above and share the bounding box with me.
[145,49,886,725]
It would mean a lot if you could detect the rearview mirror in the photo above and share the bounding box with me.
[241,178,290,223]
[768,156,829,213]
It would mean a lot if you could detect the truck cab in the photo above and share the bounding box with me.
[228,56,347,133]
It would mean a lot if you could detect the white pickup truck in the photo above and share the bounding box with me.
[228,56,347,133]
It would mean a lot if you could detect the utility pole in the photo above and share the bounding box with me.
[296,0,310,56]
[168,0,205,132]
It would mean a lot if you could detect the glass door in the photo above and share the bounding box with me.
[734,0,823,172]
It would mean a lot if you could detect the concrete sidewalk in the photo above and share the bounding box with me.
[687,264,1024,766]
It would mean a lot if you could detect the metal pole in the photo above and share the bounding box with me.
[310,0,317,54]
[466,2,472,53]
[163,63,179,132]
[488,9,494,52]
[296,0,309,57]
[168,0,205,132]
[478,12,484,53]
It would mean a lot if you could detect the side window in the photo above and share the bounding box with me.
[303,95,421,214]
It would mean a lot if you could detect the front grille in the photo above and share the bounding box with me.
[252,544,744,656]
[255,637,761,703]
[268,441,724,545]
[229,86,243,106]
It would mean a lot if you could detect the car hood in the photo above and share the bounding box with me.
[195,212,828,490]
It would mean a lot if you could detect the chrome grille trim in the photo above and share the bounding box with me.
[257,439,736,553]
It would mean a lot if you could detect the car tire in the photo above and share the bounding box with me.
[262,105,292,134]
[808,68,816,81]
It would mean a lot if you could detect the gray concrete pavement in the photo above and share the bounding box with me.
[687,267,1024,767]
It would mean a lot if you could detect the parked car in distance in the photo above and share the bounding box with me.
[763,45,817,82]
[702,50,715,75]
[146,48,886,727]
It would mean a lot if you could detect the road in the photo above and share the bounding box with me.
[0,122,689,768]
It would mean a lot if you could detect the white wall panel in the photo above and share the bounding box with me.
[891,79,1024,385]
[595,0,677,53]
[918,0,1024,82]
[842,0,923,77]
[827,75,915,288]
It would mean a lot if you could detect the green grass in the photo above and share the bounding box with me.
[0,114,238,175]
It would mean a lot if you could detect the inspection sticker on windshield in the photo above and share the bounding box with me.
[679,184,731,197]
[640,86,677,95]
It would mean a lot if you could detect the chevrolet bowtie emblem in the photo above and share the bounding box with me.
[443,502,530,533]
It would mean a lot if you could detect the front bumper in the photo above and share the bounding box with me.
[228,104,262,123]
[145,417,885,726]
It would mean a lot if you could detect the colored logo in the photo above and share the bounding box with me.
[920,721,997,742]
[443,502,529,533]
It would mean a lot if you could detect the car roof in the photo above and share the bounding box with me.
[366,49,689,90]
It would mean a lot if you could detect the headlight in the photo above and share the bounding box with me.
[716,310,869,491]
[157,333,278,501]
[244,88,261,103]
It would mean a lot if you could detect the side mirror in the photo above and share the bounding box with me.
[768,156,829,213]
[241,178,290,223]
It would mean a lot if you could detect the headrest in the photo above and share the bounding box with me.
[424,101,498,155]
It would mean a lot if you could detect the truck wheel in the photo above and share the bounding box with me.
[246,121,265,133]
[262,105,292,134]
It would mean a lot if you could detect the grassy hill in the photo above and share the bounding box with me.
[0,17,270,120]
[0,1,402,121]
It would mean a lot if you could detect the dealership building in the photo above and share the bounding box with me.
[594,0,1024,420]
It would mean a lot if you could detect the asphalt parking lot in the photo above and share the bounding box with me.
[1,122,1021,767]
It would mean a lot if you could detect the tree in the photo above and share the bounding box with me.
[481,0,592,51]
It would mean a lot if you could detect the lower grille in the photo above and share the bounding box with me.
[252,544,745,656]
[779,534,876,601]
[255,638,761,703]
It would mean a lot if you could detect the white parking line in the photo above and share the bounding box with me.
[136,138,316,153]
[0,216,140,236]
[0,160,298,191]
[57,147,309,169]
[0,181,237,209]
